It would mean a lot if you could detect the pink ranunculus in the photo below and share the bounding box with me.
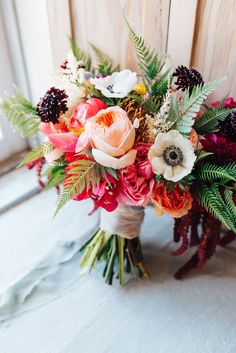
[135,143,154,179]
[118,164,154,207]
[70,97,106,128]
[85,106,137,169]
[39,122,78,162]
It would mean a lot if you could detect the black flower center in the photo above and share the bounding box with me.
[163,145,183,166]
[107,84,114,93]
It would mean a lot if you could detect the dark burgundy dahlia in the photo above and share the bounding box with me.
[219,110,236,142]
[36,87,68,124]
[201,133,236,164]
[173,65,204,94]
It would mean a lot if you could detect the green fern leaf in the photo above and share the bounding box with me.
[124,16,168,95]
[194,107,232,135]
[18,142,54,167]
[196,162,236,182]
[90,44,119,75]
[69,37,92,71]
[0,87,40,137]
[224,189,236,216]
[170,78,225,137]
[54,159,97,216]
[196,184,236,233]
[195,151,214,162]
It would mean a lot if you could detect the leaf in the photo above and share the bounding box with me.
[0,87,40,137]
[195,151,214,162]
[170,78,225,137]
[69,37,92,71]
[124,15,169,96]
[54,158,119,216]
[196,162,236,182]
[196,183,236,233]
[224,189,236,216]
[45,165,65,189]
[54,159,97,216]
[90,43,120,75]
[142,96,161,113]
[194,107,232,135]
[18,142,54,167]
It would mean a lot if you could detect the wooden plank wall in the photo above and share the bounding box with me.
[38,0,236,99]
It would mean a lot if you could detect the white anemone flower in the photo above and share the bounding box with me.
[148,130,196,182]
[90,69,137,98]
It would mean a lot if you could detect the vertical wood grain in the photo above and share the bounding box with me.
[14,0,54,103]
[167,0,198,68]
[191,0,236,99]
[46,0,72,68]
[70,0,170,72]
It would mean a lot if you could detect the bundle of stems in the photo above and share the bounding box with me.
[80,229,150,285]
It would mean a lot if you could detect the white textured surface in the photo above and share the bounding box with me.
[0,190,236,353]
[0,167,38,210]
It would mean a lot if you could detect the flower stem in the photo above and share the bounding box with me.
[104,236,117,285]
[118,236,125,286]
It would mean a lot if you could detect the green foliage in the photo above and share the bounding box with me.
[78,82,116,106]
[18,142,54,167]
[196,162,236,182]
[196,183,236,233]
[54,158,117,216]
[45,165,66,189]
[194,107,232,135]
[224,189,236,216]
[195,150,214,162]
[69,37,92,71]
[0,87,40,137]
[142,96,161,113]
[169,78,224,137]
[125,16,169,97]
[90,43,120,75]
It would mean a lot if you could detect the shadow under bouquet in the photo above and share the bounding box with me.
[1,19,235,285]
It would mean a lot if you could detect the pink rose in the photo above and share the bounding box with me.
[70,97,106,128]
[84,106,137,169]
[118,164,154,206]
[135,143,154,179]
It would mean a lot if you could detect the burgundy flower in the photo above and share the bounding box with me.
[201,133,236,164]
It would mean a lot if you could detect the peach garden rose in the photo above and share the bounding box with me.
[84,106,137,169]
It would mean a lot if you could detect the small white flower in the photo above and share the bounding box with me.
[90,69,137,98]
[148,130,196,182]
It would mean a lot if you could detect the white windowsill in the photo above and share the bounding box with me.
[0,166,40,213]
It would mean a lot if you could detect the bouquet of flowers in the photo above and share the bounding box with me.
[1,19,235,285]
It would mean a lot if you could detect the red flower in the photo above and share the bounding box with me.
[91,175,118,213]
[135,142,154,179]
[211,97,236,109]
[201,133,236,164]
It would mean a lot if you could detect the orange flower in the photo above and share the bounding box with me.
[152,181,193,218]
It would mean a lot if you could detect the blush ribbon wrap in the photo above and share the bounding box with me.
[100,204,145,239]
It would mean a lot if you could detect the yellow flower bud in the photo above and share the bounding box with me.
[132,84,147,95]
